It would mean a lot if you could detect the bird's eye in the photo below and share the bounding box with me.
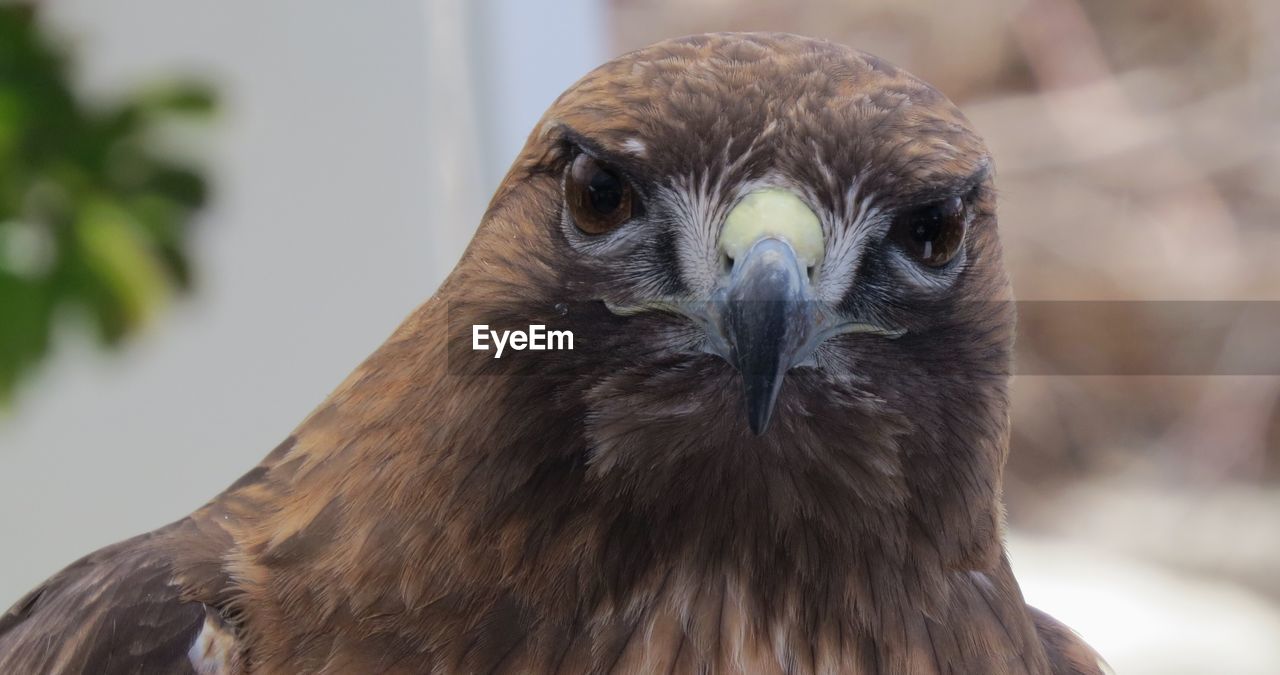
[889,195,968,267]
[566,153,635,235]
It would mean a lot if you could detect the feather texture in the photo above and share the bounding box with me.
[0,33,1103,674]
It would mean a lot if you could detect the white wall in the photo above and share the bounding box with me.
[0,0,603,608]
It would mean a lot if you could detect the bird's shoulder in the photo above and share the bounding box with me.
[1029,605,1109,675]
[0,518,240,675]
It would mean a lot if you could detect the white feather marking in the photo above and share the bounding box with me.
[188,606,240,675]
[622,137,648,157]
[809,176,884,304]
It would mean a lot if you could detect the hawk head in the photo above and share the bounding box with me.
[449,32,1013,568]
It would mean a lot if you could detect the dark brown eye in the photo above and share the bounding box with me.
[566,153,634,234]
[890,195,968,267]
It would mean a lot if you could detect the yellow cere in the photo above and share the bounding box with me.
[718,188,824,268]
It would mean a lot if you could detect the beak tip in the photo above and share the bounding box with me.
[747,411,771,436]
[742,373,780,436]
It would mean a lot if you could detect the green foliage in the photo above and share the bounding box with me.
[0,5,216,405]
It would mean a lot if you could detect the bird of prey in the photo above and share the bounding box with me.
[0,32,1104,674]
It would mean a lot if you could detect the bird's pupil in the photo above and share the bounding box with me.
[912,216,941,243]
[587,170,623,213]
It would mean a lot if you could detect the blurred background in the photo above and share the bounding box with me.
[1,1,1277,672]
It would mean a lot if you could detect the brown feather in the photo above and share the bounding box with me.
[0,32,1102,674]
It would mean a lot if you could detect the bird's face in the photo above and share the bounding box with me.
[471,34,1013,496]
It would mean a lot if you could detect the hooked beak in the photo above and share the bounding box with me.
[719,237,815,434]
[705,187,826,435]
